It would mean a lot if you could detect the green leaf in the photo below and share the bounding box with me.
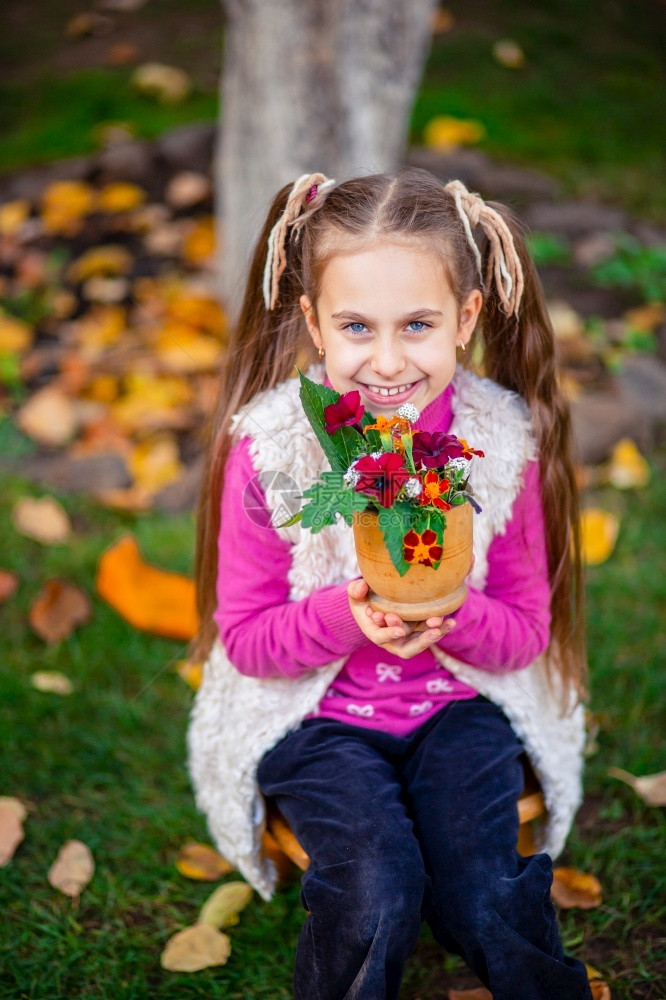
[377,502,415,577]
[297,369,366,474]
[300,470,368,533]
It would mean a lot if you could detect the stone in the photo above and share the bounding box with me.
[1,157,90,204]
[570,386,652,465]
[6,453,132,493]
[92,140,154,184]
[154,455,204,513]
[156,123,215,174]
[525,200,627,237]
[573,232,617,268]
[616,354,666,427]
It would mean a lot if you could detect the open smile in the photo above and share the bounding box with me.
[358,380,422,403]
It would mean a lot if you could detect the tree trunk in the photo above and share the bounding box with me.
[217,0,438,322]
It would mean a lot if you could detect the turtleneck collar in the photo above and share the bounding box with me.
[321,373,454,435]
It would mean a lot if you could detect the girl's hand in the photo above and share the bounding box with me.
[346,579,456,660]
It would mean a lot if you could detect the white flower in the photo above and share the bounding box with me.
[343,465,361,487]
[396,402,419,422]
[404,477,423,498]
[370,450,384,460]
[447,457,471,473]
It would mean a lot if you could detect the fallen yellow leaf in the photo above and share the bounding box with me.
[182,217,216,265]
[448,989,492,1000]
[31,670,74,695]
[96,535,198,639]
[111,372,193,433]
[580,508,619,566]
[41,181,96,236]
[551,867,602,909]
[176,842,233,881]
[0,199,30,237]
[160,923,230,972]
[153,322,224,372]
[166,294,226,336]
[131,62,192,104]
[96,183,146,214]
[12,496,72,545]
[590,981,611,1000]
[0,797,27,866]
[608,766,666,806]
[29,580,91,644]
[48,840,94,899]
[176,659,203,690]
[67,245,132,283]
[129,433,183,493]
[198,881,253,929]
[605,438,650,490]
[424,115,486,151]
[0,314,33,355]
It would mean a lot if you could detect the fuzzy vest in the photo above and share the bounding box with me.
[187,363,585,901]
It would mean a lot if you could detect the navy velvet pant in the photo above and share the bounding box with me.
[257,695,592,1000]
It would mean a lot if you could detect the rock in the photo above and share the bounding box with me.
[525,200,627,237]
[616,354,666,427]
[156,123,215,174]
[406,147,490,189]
[0,157,90,205]
[406,147,559,201]
[154,455,204,513]
[92,140,154,184]
[6,453,131,493]
[475,163,560,201]
[572,232,617,268]
[570,386,652,464]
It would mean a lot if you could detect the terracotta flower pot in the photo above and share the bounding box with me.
[352,502,473,622]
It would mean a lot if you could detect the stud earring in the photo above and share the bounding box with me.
[318,347,325,358]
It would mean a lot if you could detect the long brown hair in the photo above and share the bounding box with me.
[192,169,586,704]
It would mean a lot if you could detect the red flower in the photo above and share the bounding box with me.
[412,431,465,468]
[353,452,411,508]
[324,390,365,434]
[418,470,452,511]
[403,528,444,567]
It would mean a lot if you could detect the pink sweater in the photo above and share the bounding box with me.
[214,379,551,737]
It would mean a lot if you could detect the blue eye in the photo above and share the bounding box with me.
[346,322,367,334]
[406,321,428,332]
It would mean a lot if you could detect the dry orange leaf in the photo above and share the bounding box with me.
[424,115,486,151]
[262,829,296,885]
[431,7,455,34]
[0,797,27,866]
[111,372,193,433]
[551,867,602,909]
[605,438,650,490]
[166,294,226,337]
[48,840,94,899]
[160,923,230,972]
[92,486,154,512]
[176,842,233,881]
[16,385,78,446]
[96,183,146,214]
[96,535,198,639]
[608,766,666,806]
[129,433,183,493]
[12,496,71,545]
[580,508,619,566]
[71,304,127,357]
[154,323,224,372]
[589,981,611,1000]
[67,245,133,284]
[31,670,74,695]
[0,314,33,355]
[176,659,203,690]
[29,580,91,644]
[0,569,19,603]
[623,303,665,332]
[448,989,492,1000]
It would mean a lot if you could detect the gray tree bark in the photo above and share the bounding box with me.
[217,0,438,321]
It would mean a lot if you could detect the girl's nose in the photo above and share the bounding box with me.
[370,341,408,380]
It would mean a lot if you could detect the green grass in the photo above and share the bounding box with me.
[1,447,665,998]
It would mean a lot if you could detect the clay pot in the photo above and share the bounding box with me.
[352,502,473,621]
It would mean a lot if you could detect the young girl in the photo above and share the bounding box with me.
[187,169,593,1000]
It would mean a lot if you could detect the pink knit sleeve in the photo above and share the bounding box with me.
[437,459,552,671]
[213,435,369,678]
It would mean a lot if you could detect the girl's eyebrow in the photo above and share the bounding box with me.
[331,308,444,323]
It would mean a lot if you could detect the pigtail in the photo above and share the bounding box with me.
[479,202,587,706]
[191,175,329,662]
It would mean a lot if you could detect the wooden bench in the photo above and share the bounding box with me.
[263,761,546,876]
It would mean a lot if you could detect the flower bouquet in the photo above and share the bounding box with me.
[277,369,484,621]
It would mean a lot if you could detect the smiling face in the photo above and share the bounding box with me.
[300,242,482,417]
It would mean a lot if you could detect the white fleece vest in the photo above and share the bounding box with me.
[187,363,585,901]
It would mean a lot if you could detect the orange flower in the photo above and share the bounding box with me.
[419,470,451,511]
